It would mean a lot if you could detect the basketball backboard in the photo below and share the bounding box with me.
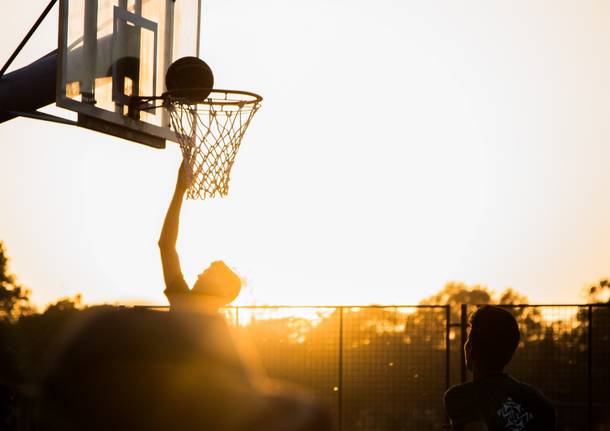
[57,0,201,148]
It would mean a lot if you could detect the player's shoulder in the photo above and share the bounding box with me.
[444,382,475,405]
[505,375,550,399]
[444,382,485,428]
[504,375,555,414]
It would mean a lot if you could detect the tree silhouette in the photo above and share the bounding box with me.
[0,242,32,323]
[585,279,610,303]
[0,242,83,388]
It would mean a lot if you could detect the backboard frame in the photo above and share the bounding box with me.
[56,0,201,149]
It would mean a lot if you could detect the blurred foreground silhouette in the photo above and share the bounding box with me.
[39,307,332,431]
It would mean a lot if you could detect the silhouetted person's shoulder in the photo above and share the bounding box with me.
[444,374,555,430]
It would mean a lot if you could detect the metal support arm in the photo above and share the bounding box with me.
[0,0,59,79]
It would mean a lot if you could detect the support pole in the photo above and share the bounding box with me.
[587,305,593,431]
[460,304,468,383]
[445,305,451,390]
[338,307,344,431]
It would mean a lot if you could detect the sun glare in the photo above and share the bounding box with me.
[538,307,579,324]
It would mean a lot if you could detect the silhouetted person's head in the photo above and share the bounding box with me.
[192,260,242,308]
[464,305,520,375]
[40,308,332,431]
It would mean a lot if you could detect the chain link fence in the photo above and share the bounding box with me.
[2,303,609,430]
[227,306,450,430]
[231,304,609,430]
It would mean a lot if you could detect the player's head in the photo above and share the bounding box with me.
[464,305,520,373]
[192,260,242,307]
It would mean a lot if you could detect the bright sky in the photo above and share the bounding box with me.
[1,0,609,308]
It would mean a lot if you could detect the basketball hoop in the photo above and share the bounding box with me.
[164,89,262,199]
[126,57,262,199]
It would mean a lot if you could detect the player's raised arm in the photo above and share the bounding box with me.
[158,161,190,288]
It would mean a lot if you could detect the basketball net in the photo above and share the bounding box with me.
[166,90,262,199]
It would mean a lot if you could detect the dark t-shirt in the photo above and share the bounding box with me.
[444,374,555,430]
[162,275,247,371]
[164,274,218,313]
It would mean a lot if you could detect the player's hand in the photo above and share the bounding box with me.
[176,159,192,193]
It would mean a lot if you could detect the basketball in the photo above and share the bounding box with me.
[165,57,214,102]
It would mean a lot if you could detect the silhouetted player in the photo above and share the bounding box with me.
[159,160,242,312]
[39,161,333,430]
[444,306,555,430]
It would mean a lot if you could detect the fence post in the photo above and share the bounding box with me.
[445,306,451,390]
[587,304,593,431]
[338,307,344,431]
[460,304,468,383]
